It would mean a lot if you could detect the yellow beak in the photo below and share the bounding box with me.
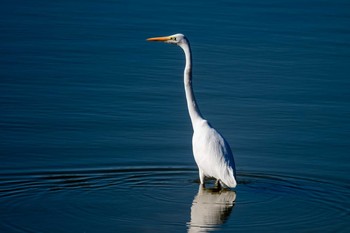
[146,36,171,42]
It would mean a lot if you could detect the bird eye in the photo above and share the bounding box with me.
[174,37,177,41]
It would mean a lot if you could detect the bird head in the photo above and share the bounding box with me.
[147,33,187,46]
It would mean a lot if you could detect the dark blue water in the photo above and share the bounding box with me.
[1,0,349,232]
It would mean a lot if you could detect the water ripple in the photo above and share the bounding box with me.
[0,166,349,232]
[235,171,349,231]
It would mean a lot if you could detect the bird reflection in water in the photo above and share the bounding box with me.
[187,186,236,232]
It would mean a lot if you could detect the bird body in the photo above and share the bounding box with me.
[147,33,237,188]
[193,120,236,188]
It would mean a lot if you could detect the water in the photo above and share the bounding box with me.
[1,0,349,232]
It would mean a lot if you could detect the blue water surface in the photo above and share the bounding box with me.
[1,0,349,232]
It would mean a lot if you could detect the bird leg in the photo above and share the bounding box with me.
[199,169,205,187]
[215,180,222,190]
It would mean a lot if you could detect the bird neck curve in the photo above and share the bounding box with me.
[179,39,204,128]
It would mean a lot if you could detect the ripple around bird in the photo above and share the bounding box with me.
[0,166,349,232]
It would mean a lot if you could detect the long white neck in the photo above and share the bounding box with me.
[179,39,204,129]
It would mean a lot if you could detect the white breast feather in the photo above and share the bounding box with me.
[192,120,236,187]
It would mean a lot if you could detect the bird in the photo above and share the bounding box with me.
[147,33,237,188]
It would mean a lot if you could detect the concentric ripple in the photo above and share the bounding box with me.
[235,171,350,232]
[0,166,349,232]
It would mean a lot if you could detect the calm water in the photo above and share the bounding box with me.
[1,0,350,232]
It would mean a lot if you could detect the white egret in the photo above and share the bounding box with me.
[147,33,237,188]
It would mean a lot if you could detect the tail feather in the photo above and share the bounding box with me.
[221,168,237,188]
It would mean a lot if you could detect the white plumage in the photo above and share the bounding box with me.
[147,33,237,188]
[193,120,236,187]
